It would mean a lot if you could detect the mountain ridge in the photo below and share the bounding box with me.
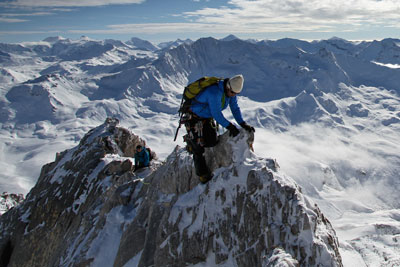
[0,118,342,266]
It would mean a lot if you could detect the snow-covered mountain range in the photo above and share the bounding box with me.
[0,35,399,266]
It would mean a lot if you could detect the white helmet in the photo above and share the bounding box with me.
[228,74,244,93]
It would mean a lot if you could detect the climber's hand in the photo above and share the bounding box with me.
[240,122,255,133]
[227,123,240,137]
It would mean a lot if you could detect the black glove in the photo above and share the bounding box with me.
[240,122,255,133]
[227,123,240,137]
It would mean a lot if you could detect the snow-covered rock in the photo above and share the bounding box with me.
[0,118,341,266]
[127,37,159,52]
[43,36,67,43]
[358,38,400,64]
[158,38,193,50]
[0,192,24,216]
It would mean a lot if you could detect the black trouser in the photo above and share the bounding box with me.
[184,114,218,177]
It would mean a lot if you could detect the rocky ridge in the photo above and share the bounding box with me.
[0,118,342,266]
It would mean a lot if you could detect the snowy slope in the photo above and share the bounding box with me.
[0,36,399,266]
[126,37,159,51]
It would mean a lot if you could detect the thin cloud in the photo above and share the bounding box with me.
[0,5,75,24]
[69,23,223,34]
[5,0,398,38]
[2,12,54,16]
[69,20,343,36]
[68,0,400,36]
[183,0,400,32]
[0,30,60,35]
[0,10,56,23]
[69,22,330,35]
[0,17,28,23]
[5,0,146,7]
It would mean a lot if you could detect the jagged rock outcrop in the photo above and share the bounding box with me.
[0,118,342,267]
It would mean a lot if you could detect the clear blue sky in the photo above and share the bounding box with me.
[0,0,399,44]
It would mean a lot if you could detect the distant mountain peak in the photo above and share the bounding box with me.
[327,36,354,44]
[329,36,347,41]
[127,37,159,51]
[79,35,91,41]
[158,38,193,50]
[42,36,66,43]
[221,34,240,41]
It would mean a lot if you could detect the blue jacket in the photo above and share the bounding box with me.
[190,80,244,128]
[135,148,150,167]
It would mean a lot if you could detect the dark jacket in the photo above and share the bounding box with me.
[135,148,150,167]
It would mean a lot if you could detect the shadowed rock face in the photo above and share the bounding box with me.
[0,118,342,267]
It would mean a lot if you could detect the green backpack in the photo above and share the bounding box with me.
[174,76,222,141]
[179,76,222,114]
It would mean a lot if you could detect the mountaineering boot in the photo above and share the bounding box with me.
[199,173,213,184]
[193,153,211,183]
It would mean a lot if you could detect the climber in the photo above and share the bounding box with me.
[134,145,150,171]
[183,74,255,183]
